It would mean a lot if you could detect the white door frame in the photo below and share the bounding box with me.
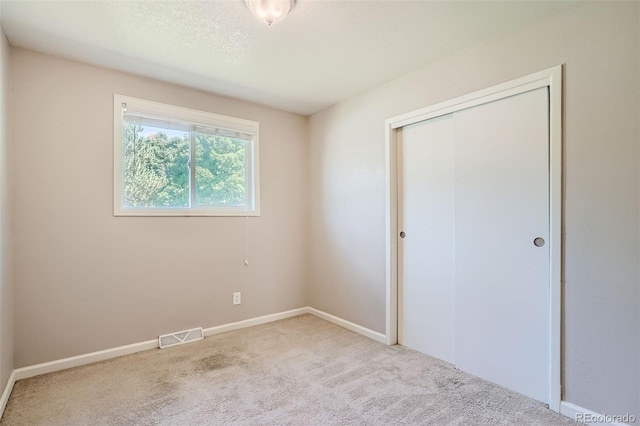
[384,65,563,411]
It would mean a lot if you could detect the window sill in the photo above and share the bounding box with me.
[113,208,261,217]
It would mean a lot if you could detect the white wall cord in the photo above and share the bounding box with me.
[244,215,249,266]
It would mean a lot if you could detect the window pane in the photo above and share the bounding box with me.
[195,133,247,207]
[123,123,189,208]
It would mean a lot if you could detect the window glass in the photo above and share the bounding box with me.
[195,133,247,207]
[123,123,189,208]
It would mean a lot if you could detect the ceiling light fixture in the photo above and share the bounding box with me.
[245,0,295,26]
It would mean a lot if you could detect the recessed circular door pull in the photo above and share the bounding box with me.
[400,231,406,238]
[533,237,545,247]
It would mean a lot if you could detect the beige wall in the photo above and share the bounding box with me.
[11,48,308,367]
[0,25,13,390]
[308,1,640,417]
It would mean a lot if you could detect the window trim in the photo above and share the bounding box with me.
[113,94,260,217]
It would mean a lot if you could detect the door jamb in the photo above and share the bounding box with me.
[384,65,563,411]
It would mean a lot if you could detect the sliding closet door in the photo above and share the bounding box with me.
[398,114,455,363]
[453,88,550,403]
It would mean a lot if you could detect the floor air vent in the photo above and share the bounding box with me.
[159,327,204,349]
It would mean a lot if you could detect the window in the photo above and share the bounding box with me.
[113,95,260,216]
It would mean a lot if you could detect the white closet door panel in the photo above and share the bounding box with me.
[399,114,455,363]
[453,88,550,403]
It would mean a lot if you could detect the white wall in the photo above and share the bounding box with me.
[11,48,308,367]
[0,24,13,390]
[308,2,639,417]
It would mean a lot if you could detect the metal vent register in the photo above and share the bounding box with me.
[158,327,204,349]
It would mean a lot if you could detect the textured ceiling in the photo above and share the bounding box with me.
[0,1,574,115]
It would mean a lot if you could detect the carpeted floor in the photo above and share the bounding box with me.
[2,314,575,425]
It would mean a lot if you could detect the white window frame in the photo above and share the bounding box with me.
[113,94,260,217]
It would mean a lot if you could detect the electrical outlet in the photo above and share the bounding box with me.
[233,292,241,305]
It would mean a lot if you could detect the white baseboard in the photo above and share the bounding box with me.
[307,307,386,343]
[0,370,15,416]
[13,339,158,381]
[203,307,309,337]
[560,401,635,425]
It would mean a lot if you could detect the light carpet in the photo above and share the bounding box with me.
[1,314,574,425]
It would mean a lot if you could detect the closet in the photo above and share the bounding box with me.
[398,87,550,404]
